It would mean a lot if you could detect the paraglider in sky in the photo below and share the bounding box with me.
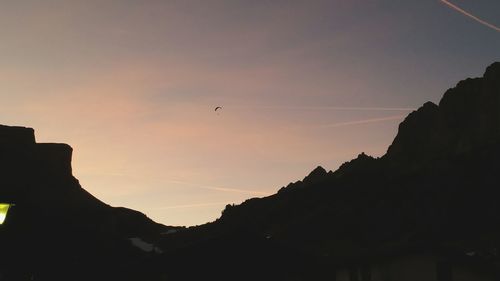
[215,106,222,112]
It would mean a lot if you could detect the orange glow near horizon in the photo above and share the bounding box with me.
[1,1,498,226]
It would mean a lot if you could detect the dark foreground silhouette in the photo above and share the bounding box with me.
[0,62,499,280]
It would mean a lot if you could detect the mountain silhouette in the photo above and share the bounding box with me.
[0,126,175,280]
[158,62,500,280]
[0,62,498,280]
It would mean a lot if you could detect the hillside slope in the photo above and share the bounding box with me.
[0,126,173,280]
[0,62,498,280]
[157,62,500,280]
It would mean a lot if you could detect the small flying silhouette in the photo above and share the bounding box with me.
[215,106,222,112]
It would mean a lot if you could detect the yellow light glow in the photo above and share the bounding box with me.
[0,204,12,225]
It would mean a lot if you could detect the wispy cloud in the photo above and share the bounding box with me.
[440,0,500,32]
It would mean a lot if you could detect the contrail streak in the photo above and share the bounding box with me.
[229,105,416,111]
[79,172,270,196]
[154,202,231,210]
[164,179,271,196]
[317,115,406,128]
[440,0,500,32]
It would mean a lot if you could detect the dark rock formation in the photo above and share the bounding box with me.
[0,125,172,281]
[387,62,500,163]
[0,125,35,146]
[1,61,499,280]
[386,101,440,162]
[303,166,328,184]
[157,62,500,280]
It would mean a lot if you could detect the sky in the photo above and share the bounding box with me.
[0,0,499,226]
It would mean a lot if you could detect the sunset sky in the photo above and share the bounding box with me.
[1,1,499,226]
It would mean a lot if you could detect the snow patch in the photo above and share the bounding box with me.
[129,237,163,254]
[162,229,179,235]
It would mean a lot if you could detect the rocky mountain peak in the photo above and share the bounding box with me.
[303,166,327,183]
[0,125,35,146]
[385,61,500,163]
[484,62,500,80]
